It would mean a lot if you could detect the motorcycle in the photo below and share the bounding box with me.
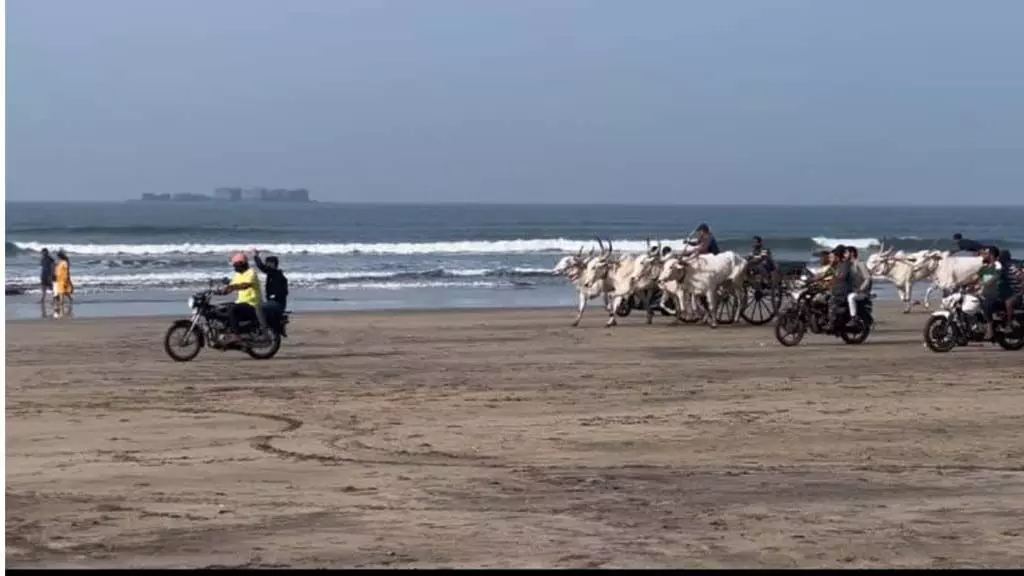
[163,280,290,362]
[774,281,874,347]
[922,290,1024,353]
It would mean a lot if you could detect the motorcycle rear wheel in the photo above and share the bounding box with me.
[839,318,871,345]
[245,331,282,360]
[995,325,1024,351]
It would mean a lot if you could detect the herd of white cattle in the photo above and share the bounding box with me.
[552,237,988,328]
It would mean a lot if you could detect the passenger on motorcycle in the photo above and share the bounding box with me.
[827,246,854,332]
[253,250,289,336]
[218,252,263,344]
[845,246,873,325]
[997,249,1021,332]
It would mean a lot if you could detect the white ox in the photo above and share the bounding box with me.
[865,244,944,313]
[577,238,661,327]
[553,244,609,327]
[921,252,986,308]
[657,251,748,327]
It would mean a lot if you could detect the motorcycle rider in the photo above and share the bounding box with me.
[845,246,873,325]
[996,249,1019,333]
[218,252,263,345]
[1007,251,1024,322]
[810,248,839,283]
[253,250,289,336]
[686,223,720,256]
[966,247,1006,340]
[827,246,854,332]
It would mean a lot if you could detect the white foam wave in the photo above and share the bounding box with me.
[3,267,554,288]
[10,239,694,257]
[7,280,511,296]
[811,237,880,249]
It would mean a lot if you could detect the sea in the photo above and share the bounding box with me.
[5,202,1024,320]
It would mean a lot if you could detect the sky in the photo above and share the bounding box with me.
[6,0,1024,204]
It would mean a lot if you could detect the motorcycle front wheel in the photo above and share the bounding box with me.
[774,311,807,347]
[164,320,202,362]
[923,315,957,353]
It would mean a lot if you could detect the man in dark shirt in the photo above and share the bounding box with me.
[253,250,289,335]
[952,233,987,255]
[747,235,776,282]
[828,246,854,331]
[994,249,1018,333]
[687,223,720,256]
[39,248,55,305]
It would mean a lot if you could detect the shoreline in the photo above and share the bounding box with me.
[4,299,920,325]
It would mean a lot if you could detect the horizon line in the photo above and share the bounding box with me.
[6,200,1024,209]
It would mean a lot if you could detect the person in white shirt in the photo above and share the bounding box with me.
[845,247,873,322]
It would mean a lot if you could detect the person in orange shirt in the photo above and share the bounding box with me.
[53,249,74,318]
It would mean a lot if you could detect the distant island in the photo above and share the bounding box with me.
[138,187,312,202]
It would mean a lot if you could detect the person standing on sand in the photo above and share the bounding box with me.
[53,249,74,318]
[39,248,55,306]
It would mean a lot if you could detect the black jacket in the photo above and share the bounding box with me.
[954,238,986,253]
[254,256,289,308]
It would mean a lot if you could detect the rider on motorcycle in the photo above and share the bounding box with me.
[845,246,873,325]
[827,246,854,332]
[253,250,289,336]
[1006,250,1024,311]
[963,247,1008,340]
[810,248,839,283]
[997,249,1020,333]
[218,252,263,344]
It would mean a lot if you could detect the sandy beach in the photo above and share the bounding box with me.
[5,303,1024,568]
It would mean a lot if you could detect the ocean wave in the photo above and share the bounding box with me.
[7,239,688,256]
[9,235,1019,259]
[3,267,556,291]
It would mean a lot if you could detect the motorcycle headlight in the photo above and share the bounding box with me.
[187,296,196,310]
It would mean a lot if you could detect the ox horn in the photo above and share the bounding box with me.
[646,237,651,249]
[606,238,613,254]
[594,235,606,253]
[577,245,584,257]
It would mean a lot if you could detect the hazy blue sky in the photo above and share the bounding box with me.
[7,0,1024,204]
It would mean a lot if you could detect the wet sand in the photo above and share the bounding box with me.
[5,304,1024,568]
